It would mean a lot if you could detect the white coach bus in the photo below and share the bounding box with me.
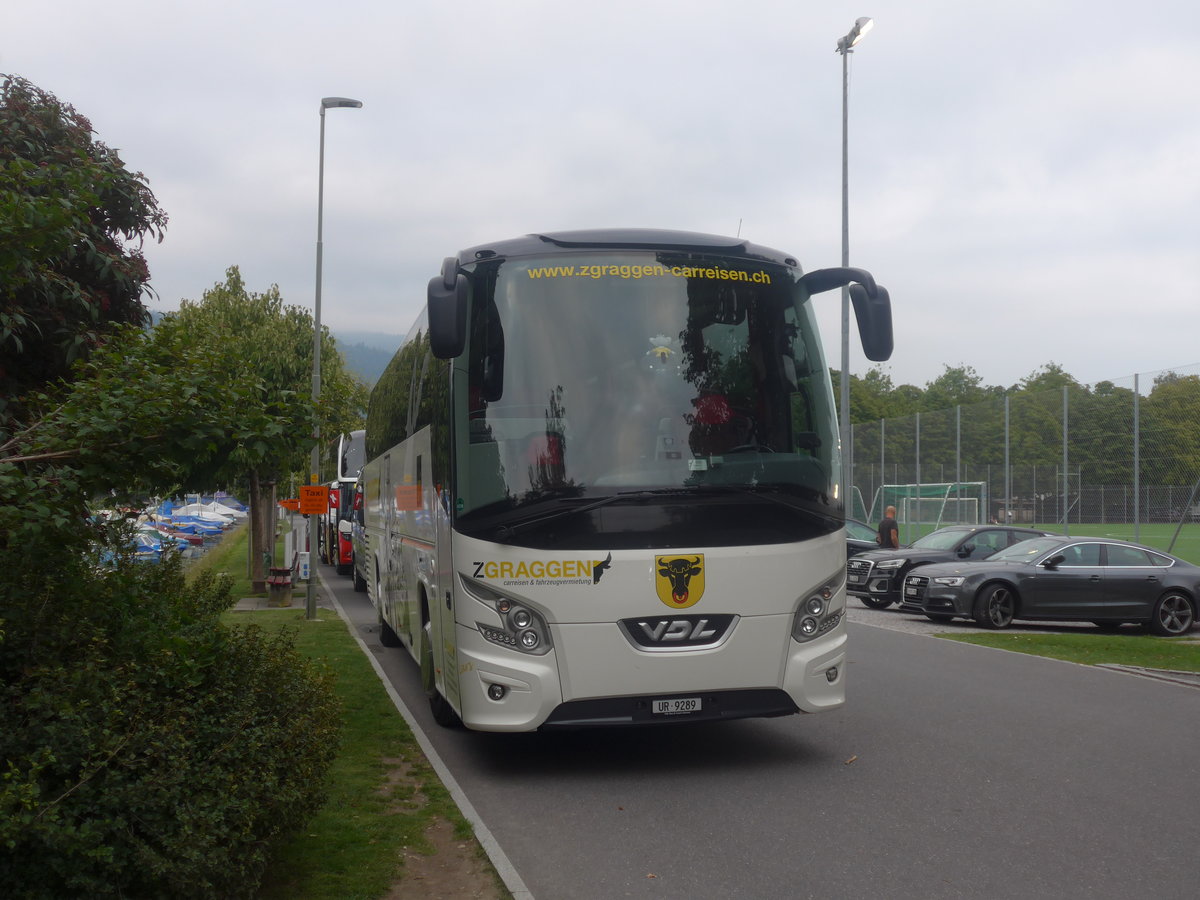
[359,229,892,731]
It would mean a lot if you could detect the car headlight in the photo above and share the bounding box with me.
[932,575,965,587]
[875,559,904,570]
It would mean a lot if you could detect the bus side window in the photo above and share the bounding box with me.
[466,442,506,510]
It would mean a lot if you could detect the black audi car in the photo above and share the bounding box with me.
[898,535,1200,636]
[846,524,1056,609]
[846,518,880,557]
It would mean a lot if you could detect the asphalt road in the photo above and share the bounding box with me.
[325,570,1200,900]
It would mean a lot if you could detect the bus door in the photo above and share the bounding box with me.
[432,463,459,710]
[382,453,402,638]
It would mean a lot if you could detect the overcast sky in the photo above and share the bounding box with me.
[7,1,1199,390]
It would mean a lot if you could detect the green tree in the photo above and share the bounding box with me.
[0,81,343,897]
[920,364,1001,411]
[168,267,368,588]
[0,75,166,428]
[1142,373,1200,487]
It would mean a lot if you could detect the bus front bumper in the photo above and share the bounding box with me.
[450,615,846,731]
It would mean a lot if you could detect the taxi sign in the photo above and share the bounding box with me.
[280,498,300,512]
[299,485,329,515]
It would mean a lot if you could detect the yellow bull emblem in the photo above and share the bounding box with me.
[655,555,705,609]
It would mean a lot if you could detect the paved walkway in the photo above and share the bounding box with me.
[233,581,334,611]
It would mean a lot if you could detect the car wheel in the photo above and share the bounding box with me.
[974,584,1015,629]
[925,613,954,623]
[859,596,894,610]
[1149,591,1196,637]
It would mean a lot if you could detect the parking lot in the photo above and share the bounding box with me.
[843,597,1190,637]
[845,598,1200,690]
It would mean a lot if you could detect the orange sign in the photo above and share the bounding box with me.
[394,484,422,510]
[299,485,330,515]
[280,498,300,511]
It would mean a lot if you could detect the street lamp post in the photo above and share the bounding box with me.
[308,96,362,620]
[836,16,873,518]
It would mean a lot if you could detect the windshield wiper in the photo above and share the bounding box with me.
[689,483,840,529]
[493,489,692,541]
[491,485,836,541]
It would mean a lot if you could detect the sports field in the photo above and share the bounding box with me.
[1032,522,1200,565]
[897,522,1200,565]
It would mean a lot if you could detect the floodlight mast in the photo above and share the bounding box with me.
[834,16,873,516]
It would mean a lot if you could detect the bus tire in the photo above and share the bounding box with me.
[379,601,402,648]
[422,621,461,728]
[352,560,367,592]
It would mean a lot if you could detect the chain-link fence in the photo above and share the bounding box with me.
[848,364,1200,551]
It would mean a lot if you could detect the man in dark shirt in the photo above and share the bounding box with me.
[877,505,899,549]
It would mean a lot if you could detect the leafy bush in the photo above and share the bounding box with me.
[0,551,342,898]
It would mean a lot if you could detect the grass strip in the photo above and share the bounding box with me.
[226,606,500,899]
[195,530,503,897]
[940,631,1200,671]
[187,522,259,597]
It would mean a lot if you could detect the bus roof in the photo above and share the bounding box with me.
[452,229,800,269]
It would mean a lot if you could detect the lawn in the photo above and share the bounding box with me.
[898,520,1200,564]
[190,524,506,898]
[941,630,1200,671]
[1030,521,1200,565]
[237,607,494,900]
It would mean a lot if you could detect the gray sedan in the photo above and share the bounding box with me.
[899,535,1200,636]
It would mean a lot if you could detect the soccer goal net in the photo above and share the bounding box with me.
[873,483,987,527]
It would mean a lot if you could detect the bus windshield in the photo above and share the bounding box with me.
[454,249,840,544]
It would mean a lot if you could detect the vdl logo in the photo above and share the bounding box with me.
[655,554,704,609]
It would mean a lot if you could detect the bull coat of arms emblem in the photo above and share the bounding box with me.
[655,555,705,609]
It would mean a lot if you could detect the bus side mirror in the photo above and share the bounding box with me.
[798,267,893,362]
[428,257,467,359]
[849,282,893,362]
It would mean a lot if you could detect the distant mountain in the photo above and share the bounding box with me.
[147,313,399,387]
[333,331,402,386]
[334,330,405,352]
[337,337,400,387]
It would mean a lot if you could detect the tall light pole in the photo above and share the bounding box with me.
[308,95,362,620]
[836,16,873,518]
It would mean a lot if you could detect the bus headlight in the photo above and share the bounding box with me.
[476,602,552,656]
[462,575,553,656]
[792,573,845,644]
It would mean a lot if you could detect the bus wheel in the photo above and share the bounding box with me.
[378,592,402,648]
[421,621,461,728]
[352,560,367,592]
